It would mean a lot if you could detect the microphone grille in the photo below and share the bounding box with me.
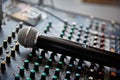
[18,27,39,48]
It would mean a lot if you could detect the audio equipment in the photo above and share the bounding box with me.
[18,27,120,69]
[0,2,120,80]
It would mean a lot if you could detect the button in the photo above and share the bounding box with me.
[68,35,72,40]
[101,23,105,32]
[19,66,25,77]
[41,72,47,80]
[85,30,89,34]
[94,36,98,41]
[100,43,105,48]
[1,61,6,72]
[34,62,39,72]
[3,40,7,48]
[69,30,74,35]
[88,76,94,80]
[48,21,52,28]
[64,20,68,26]
[6,54,11,64]
[110,71,117,80]
[30,69,36,79]
[77,33,81,37]
[60,33,64,38]
[76,38,80,42]
[63,26,67,31]
[11,48,15,57]
[101,38,105,42]
[44,65,50,75]
[24,60,29,69]
[15,74,20,80]
[110,48,115,53]
[83,39,87,43]
[79,24,83,29]
[84,34,88,39]
[62,29,66,34]
[93,41,98,45]
[95,22,99,30]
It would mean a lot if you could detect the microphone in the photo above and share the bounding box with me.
[18,27,120,69]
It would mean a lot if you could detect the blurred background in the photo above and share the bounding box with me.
[43,0,120,23]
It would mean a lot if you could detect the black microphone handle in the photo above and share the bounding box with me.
[36,35,120,69]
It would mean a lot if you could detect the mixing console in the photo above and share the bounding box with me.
[0,2,120,80]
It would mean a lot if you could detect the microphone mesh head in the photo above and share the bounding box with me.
[18,27,39,48]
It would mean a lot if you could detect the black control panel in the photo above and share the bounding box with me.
[0,2,120,80]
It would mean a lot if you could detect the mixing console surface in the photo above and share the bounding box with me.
[0,2,120,80]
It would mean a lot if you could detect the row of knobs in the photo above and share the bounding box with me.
[13,48,111,80]
[0,22,23,72]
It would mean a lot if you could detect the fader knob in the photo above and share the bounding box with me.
[44,65,50,75]
[37,55,43,64]
[28,53,33,61]
[52,76,58,80]
[76,66,82,74]
[74,73,80,80]
[6,54,11,63]
[1,61,6,72]
[40,72,47,80]
[19,67,25,77]
[15,74,20,80]
[16,26,20,33]
[34,62,39,72]
[67,64,73,71]
[30,69,36,79]
[3,40,7,48]
[15,42,19,51]
[54,68,60,77]
[24,60,29,69]
[11,49,15,57]
[65,71,71,80]
[57,61,63,69]
[26,78,32,80]
[8,35,12,43]
[12,31,16,38]
[0,46,3,54]
[47,59,53,67]
[19,22,23,28]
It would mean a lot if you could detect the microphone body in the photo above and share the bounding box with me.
[18,27,120,69]
[37,35,120,68]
